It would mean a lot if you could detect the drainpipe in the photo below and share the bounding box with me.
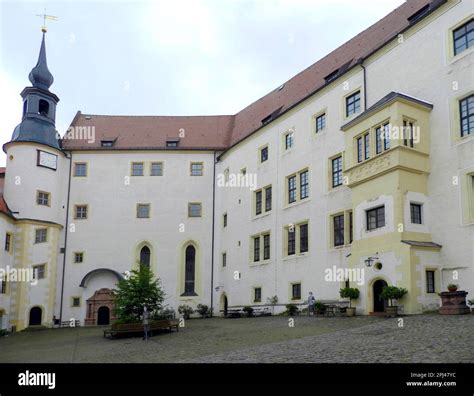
[210,151,217,316]
[359,58,368,110]
[59,151,72,324]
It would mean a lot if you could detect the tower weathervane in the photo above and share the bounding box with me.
[36,8,58,33]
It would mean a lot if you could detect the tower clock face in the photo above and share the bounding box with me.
[37,150,58,170]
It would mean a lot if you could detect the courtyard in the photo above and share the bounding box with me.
[0,313,472,363]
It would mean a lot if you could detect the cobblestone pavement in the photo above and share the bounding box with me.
[0,314,472,363]
[181,314,474,363]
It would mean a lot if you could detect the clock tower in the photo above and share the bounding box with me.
[1,30,67,331]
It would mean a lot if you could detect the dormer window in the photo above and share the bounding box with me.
[38,99,49,116]
[100,140,114,148]
[166,138,179,148]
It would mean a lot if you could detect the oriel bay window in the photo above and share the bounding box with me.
[251,232,270,263]
[403,120,415,148]
[286,169,309,205]
[375,123,390,154]
[285,222,309,256]
[357,132,370,163]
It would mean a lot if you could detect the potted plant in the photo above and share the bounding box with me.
[339,287,360,316]
[196,304,211,318]
[178,304,194,319]
[447,284,458,292]
[242,306,254,317]
[381,286,408,317]
[285,303,299,316]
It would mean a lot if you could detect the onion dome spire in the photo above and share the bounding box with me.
[28,31,54,90]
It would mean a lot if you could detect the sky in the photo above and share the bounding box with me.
[0,0,405,166]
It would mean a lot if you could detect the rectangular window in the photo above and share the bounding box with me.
[288,175,297,204]
[223,213,227,228]
[260,146,268,162]
[254,287,262,302]
[292,283,301,300]
[253,236,260,262]
[37,191,50,206]
[151,162,163,176]
[35,228,47,244]
[75,205,88,219]
[366,206,385,230]
[346,91,361,117]
[403,120,415,148]
[453,19,474,56]
[315,113,326,132]
[364,133,370,160]
[410,203,422,224]
[265,186,272,212]
[349,211,353,244]
[190,162,203,176]
[74,162,87,177]
[5,233,12,252]
[426,270,435,293]
[460,95,474,137]
[72,297,81,307]
[0,277,6,294]
[74,252,84,263]
[32,264,46,280]
[300,170,309,199]
[188,203,202,218]
[357,137,363,163]
[383,124,390,150]
[263,233,270,260]
[287,227,296,255]
[222,252,227,268]
[255,190,262,215]
[131,162,144,176]
[299,223,308,253]
[333,214,345,247]
[375,127,382,154]
[332,156,343,188]
[137,204,150,218]
[285,131,294,150]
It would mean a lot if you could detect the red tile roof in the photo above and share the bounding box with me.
[63,0,436,151]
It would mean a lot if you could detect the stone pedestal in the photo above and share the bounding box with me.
[438,291,470,315]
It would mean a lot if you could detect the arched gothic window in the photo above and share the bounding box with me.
[184,245,196,295]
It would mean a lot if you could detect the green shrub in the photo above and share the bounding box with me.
[339,287,360,308]
[242,306,254,317]
[196,304,211,318]
[178,304,194,319]
[285,303,299,316]
[381,286,408,307]
[314,301,325,314]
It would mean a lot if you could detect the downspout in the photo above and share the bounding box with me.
[59,151,72,324]
[359,58,368,110]
[210,151,217,316]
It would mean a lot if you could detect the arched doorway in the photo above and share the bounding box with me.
[29,307,42,326]
[373,279,388,312]
[85,289,116,326]
[220,293,228,317]
[97,306,110,325]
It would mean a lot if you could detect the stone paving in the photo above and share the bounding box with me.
[0,314,472,363]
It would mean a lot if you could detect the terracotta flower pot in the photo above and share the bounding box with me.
[448,287,458,292]
[346,307,356,317]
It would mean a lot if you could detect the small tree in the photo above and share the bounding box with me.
[339,287,360,308]
[267,295,278,315]
[112,266,165,323]
[381,286,408,307]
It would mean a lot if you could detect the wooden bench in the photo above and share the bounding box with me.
[103,319,179,339]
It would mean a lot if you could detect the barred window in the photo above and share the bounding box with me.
[190,162,203,176]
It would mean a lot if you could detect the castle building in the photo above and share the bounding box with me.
[0,0,473,331]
